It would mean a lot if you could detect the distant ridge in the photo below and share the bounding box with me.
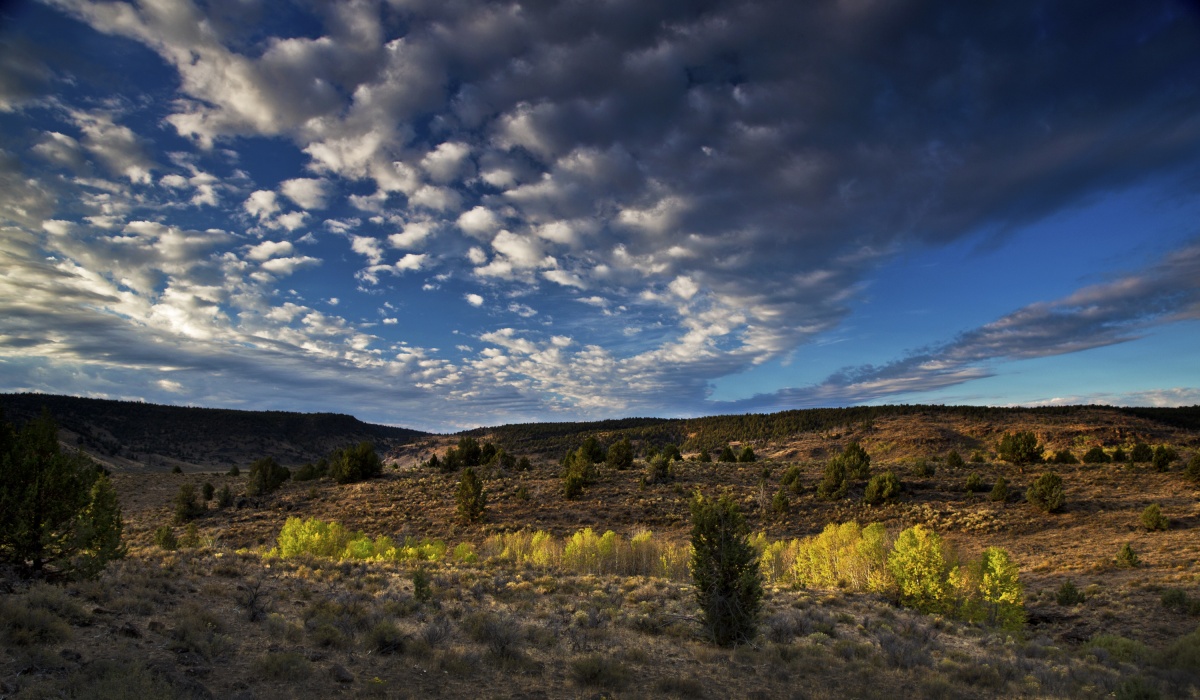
[0,393,429,472]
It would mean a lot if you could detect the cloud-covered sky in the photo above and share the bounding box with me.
[1,0,1199,431]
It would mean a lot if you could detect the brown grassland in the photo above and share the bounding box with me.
[2,407,1199,698]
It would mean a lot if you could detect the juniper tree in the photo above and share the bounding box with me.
[689,492,763,647]
[456,467,486,523]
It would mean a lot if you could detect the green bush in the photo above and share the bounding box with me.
[863,471,901,505]
[718,445,737,462]
[816,457,848,500]
[696,447,712,463]
[945,450,964,469]
[227,465,240,477]
[990,476,1009,503]
[1082,446,1110,464]
[246,456,290,496]
[366,620,407,655]
[964,547,1025,629]
[605,438,634,470]
[1157,625,1200,672]
[154,526,177,551]
[1130,443,1153,463]
[689,492,763,646]
[328,442,382,484]
[1112,447,1128,463]
[562,445,599,499]
[842,442,871,479]
[998,431,1043,464]
[412,567,433,603]
[0,411,125,578]
[201,482,214,501]
[738,446,756,463]
[569,654,628,689]
[1026,472,1065,513]
[1152,445,1177,472]
[292,458,328,481]
[455,467,486,523]
[913,458,934,477]
[1161,588,1189,613]
[965,473,984,494]
[1188,453,1200,483]
[1051,449,1078,464]
[970,450,987,463]
[1141,504,1168,531]
[644,454,673,485]
[173,483,204,523]
[771,487,789,516]
[1056,579,1085,605]
[216,485,234,508]
[1116,543,1140,568]
[780,465,803,494]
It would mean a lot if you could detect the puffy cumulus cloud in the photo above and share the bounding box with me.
[355,253,426,285]
[71,111,155,184]
[456,206,501,238]
[243,190,279,220]
[388,221,436,249]
[280,178,329,210]
[464,293,484,307]
[350,235,384,264]
[246,240,294,261]
[421,142,473,183]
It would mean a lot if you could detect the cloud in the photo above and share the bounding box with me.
[350,235,384,264]
[246,240,294,261]
[71,111,155,184]
[388,221,436,250]
[259,255,321,275]
[244,190,279,220]
[280,178,329,210]
[465,293,484,307]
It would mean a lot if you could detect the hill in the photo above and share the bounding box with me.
[0,393,429,473]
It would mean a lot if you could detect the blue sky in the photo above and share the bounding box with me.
[1,0,1198,432]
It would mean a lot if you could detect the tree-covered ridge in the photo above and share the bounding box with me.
[466,404,1200,457]
[0,393,428,468]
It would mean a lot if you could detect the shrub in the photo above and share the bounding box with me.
[1112,446,1128,462]
[1056,579,1085,605]
[790,521,890,592]
[771,487,789,516]
[0,411,125,578]
[864,471,901,505]
[946,450,964,469]
[180,522,201,548]
[644,454,673,485]
[569,654,628,689]
[738,446,756,463]
[913,458,935,477]
[780,465,803,494]
[816,457,848,500]
[697,447,712,463]
[998,431,1043,464]
[455,467,486,523]
[227,465,240,477]
[329,442,382,484]
[293,458,328,481]
[888,525,956,614]
[366,620,407,655]
[1188,453,1200,483]
[842,442,871,479]
[246,456,291,496]
[216,485,234,508]
[1051,449,1078,464]
[171,465,182,474]
[173,483,204,523]
[990,476,1009,502]
[1152,445,1177,472]
[965,473,984,494]
[605,437,634,470]
[1026,472,1065,513]
[661,443,683,462]
[562,446,599,499]
[1116,543,1140,568]
[201,482,214,501]
[1082,446,1110,464]
[154,526,177,551]
[412,567,433,603]
[1161,588,1190,613]
[970,450,987,463]
[718,445,737,462]
[689,492,763,646]
[1130,443,1153,463]
[1141,504,1168,531]
[251,651,310,681]
[1157,625,1200,672]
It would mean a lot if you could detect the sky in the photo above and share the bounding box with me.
[1,0,1199,433]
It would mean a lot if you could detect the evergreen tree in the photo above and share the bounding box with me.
[246,456,290,496]
[863,471,901,505]
[329,442,383,484]
[605,437,634,470]
[718,445,737,463]
[689,492,763,647]
[816,456,849,500]
[1026,472,1065,513]
[697,447,712,463]
[945,450,965,469]
[842,442,870,479]
[737,446,756,463]
[456,467,486,523]
[1129,442,1153,463]
[1082,446,1110,464]
[0,411,124,578]
[998,431,1043,464]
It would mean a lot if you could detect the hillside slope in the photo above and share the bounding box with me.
[0,393,428,473]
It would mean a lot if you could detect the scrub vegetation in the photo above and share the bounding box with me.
[2,397,1200,698]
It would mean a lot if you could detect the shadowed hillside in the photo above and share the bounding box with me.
[0,393,428,473]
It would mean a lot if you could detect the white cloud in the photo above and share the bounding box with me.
[280,178,329,209]
[456,206,501,238]
[669,275,700,300]
[543,269,586,289]
[72,111,155,184]
[465,293,484,307]
[157,378,184,393]
[388,221,436,249]
[260,256,321,275]
[421,141,473,183]
[409,185,463,212]
[350,236,384,264]
[246,240,294,261]
[244,190,279,220]
[508,302,537,317]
